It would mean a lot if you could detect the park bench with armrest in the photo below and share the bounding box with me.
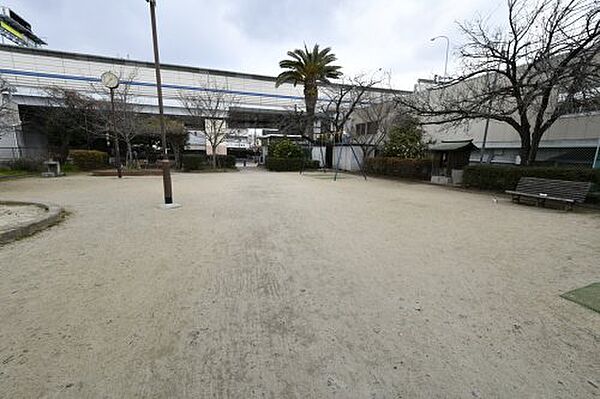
[505,177,592,211]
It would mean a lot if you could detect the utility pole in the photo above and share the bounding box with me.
[430,35,450,79]
[593,137,600,169]
[146,0,174,205]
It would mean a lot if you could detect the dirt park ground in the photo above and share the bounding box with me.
[0,169,599,398]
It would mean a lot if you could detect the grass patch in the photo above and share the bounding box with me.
[0,169,29,177]
[561,282,600,313]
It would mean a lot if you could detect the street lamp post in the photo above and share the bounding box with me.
[430,35,450,79]
[146,0,174,205]
[101,71,122,178]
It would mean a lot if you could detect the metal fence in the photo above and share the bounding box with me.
[0,146,48,162]
[472,141,600,170]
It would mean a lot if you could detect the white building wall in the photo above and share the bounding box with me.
[311,147,326,167]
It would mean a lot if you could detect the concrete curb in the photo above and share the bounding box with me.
[0,201,66,245]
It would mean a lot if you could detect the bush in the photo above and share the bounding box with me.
[217,154,236,169]
[69,150,109,171]
[266,158,319,171]
[382,116,430,159]
[365,157,432,180]
[463,165,600,191]
[269,139,304,159]
[6,158,44,173]
[183,154,236,171]
[182,154,207,171]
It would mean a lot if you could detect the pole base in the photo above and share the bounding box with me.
[160,202,182,210]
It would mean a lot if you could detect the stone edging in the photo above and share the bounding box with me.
[0,201,66,245]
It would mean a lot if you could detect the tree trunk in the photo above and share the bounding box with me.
[518,131,531,166]
[59,141,69,164]
[211,152,217,169]
[126,140,133,168]
[58,132,71,164]
[528,130,543,166]
[172,144,181,169]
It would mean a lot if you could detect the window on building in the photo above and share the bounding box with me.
[355,123,367,135]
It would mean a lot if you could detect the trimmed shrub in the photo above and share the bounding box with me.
[266,158,319,171]
[70,150,109,171]
[183,154,207,171]
[217,154,236,169]
[365,157,432,180]
[463,165,600,191]
[270,139,304,159]
[183,154,236,171]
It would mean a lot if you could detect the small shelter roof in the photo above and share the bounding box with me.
[429,139,478,152]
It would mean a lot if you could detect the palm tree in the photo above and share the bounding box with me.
[276,44,342,140]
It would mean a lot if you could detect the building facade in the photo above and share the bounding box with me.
[0,44,310,160]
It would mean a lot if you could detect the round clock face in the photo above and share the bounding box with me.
[101,71,120,89]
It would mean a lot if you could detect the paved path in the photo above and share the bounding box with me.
[1,170,599,398]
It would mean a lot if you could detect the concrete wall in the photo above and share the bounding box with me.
[333,146,364,171]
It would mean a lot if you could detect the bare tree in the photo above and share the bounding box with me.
[276,106,306,136]
[179,79,239,168]
[318,72,393,169]
[45,87,98,162]
[319,73,383,137]
[94,71,143,167]
[351,73,399,161]
[143,116,188,169]
[398,0,600,165]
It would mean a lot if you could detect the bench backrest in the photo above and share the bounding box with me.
[515,177,592,202]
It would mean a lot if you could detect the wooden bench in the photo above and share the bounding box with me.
[505,177,592,211]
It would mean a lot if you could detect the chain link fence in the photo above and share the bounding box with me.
[474,140,600,170]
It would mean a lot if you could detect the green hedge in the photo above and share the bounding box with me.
[463,165,600,191]
[69,150,109,171]
[6,158,44,173]
[183,154,236,171]
[365,157,431,180]
[266,158,319,171]
[218,155,236,169]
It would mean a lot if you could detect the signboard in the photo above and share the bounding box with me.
[0,21,24,40]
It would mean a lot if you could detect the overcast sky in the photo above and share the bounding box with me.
[9,0,505,91]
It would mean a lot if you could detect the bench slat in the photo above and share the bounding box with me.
[506,177,592,209]
[512,177,591,202]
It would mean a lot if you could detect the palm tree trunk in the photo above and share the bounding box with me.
[304,82,317,140]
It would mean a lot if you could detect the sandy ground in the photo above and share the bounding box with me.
[0,170,599,398]
[0,204,47,232]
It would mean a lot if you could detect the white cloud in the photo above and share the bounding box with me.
[12,0,505,91]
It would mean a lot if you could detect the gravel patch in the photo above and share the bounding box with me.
[0,171,598,398]
[0,204,47,231]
